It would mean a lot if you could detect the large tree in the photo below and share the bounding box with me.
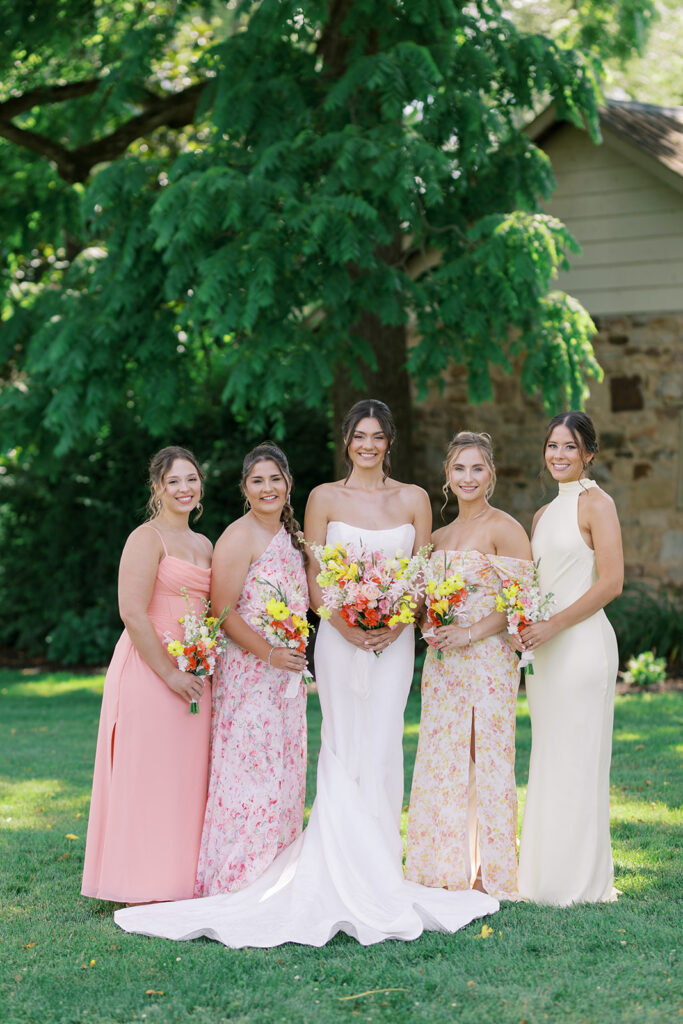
[0,0,657,482]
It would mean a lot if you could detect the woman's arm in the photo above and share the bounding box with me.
[521,489,623,649]
[211,523,307,673]
[411,486,433,553]
[118,528,202,705]
[431,610,509,652]
[302,486,329,617]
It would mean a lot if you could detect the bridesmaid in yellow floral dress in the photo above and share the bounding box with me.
[405,432,533,901]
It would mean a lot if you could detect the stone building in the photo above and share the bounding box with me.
[413,100,683,587]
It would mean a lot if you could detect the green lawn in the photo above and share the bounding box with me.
[0,669,680,1024]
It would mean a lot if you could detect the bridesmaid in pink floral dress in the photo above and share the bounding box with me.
[405,432,533,901]
[195,443,309,896]
[82,447,212,904]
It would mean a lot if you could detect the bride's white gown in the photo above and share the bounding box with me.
[114,523,498,946]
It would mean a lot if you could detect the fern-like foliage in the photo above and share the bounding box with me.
[0,0,656,451]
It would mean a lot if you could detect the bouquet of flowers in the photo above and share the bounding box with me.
[310,540,431,652]
[250,579,314,696]
[494,563,554,674]
[422,553,473,660]
[165,589,229,713]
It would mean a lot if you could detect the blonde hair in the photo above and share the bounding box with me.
[441,431,496,514]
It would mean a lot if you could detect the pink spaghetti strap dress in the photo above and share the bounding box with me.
[81,526,211,903]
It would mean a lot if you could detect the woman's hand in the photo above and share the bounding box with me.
[504,631,524,653]
[363,624,405,653]
[432,623,471,652]
[164,667,206,705]
[519,618,561,651]
[420,618,438,647]
[268,647,308,673]
[333,619,400,653]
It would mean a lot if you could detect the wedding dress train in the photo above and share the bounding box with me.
[114,523,498,946]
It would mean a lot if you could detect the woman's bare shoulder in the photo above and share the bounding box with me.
[124,523,163,553]
[490,508,532,558]
[392,480,430,509]
[430,522,454,549]
[306,480,346,508]
[490,507,528,537]
[584,483,616,508]
[214,514,254,552]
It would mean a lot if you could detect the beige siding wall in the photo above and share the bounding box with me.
[542,125,683,316]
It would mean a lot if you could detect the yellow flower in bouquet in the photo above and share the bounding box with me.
[266,598,290,621]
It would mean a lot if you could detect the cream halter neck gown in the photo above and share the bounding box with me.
[518,479,618,905]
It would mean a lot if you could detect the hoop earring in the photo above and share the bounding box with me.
[195,501,203,515]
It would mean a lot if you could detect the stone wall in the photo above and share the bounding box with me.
[410,313,683,587]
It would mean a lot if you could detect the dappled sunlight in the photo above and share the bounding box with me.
[0,777,90,829]
[611,800,680,826]
[613,730,647,742]
[0,677,105,699]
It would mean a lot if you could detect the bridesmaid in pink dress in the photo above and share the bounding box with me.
[82,446,213,904]
[195,443,309,896]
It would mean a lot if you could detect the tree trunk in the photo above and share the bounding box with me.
[332,316,414,484]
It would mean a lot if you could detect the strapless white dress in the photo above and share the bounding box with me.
[114,523,498,946]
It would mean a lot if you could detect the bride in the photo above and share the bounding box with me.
[114,400,498,946]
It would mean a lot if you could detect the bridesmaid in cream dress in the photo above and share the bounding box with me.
[518,412,623,905]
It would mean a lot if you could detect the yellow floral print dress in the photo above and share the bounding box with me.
[405,550,534,901]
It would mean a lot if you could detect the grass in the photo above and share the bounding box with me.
[0,668,680,1024]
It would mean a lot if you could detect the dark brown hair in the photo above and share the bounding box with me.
[341,399,396,482]
[241,442,306,561]
[441,431,496,515]
[542,411,598,479]
[146,446,204,521]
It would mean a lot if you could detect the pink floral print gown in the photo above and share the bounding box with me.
[195,526,308,896]
[405,550,534,901]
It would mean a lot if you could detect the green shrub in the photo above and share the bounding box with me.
[606,581,682,672]
[0,402,333,666]
[621,650,668,688]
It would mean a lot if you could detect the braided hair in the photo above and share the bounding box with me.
[241,442,307,563]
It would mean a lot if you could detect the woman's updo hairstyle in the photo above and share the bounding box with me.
[542,411,599,479]
[441,431,496,514]
[146,445,204,521]
[342,399,396,482]
[241,442,306,562]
